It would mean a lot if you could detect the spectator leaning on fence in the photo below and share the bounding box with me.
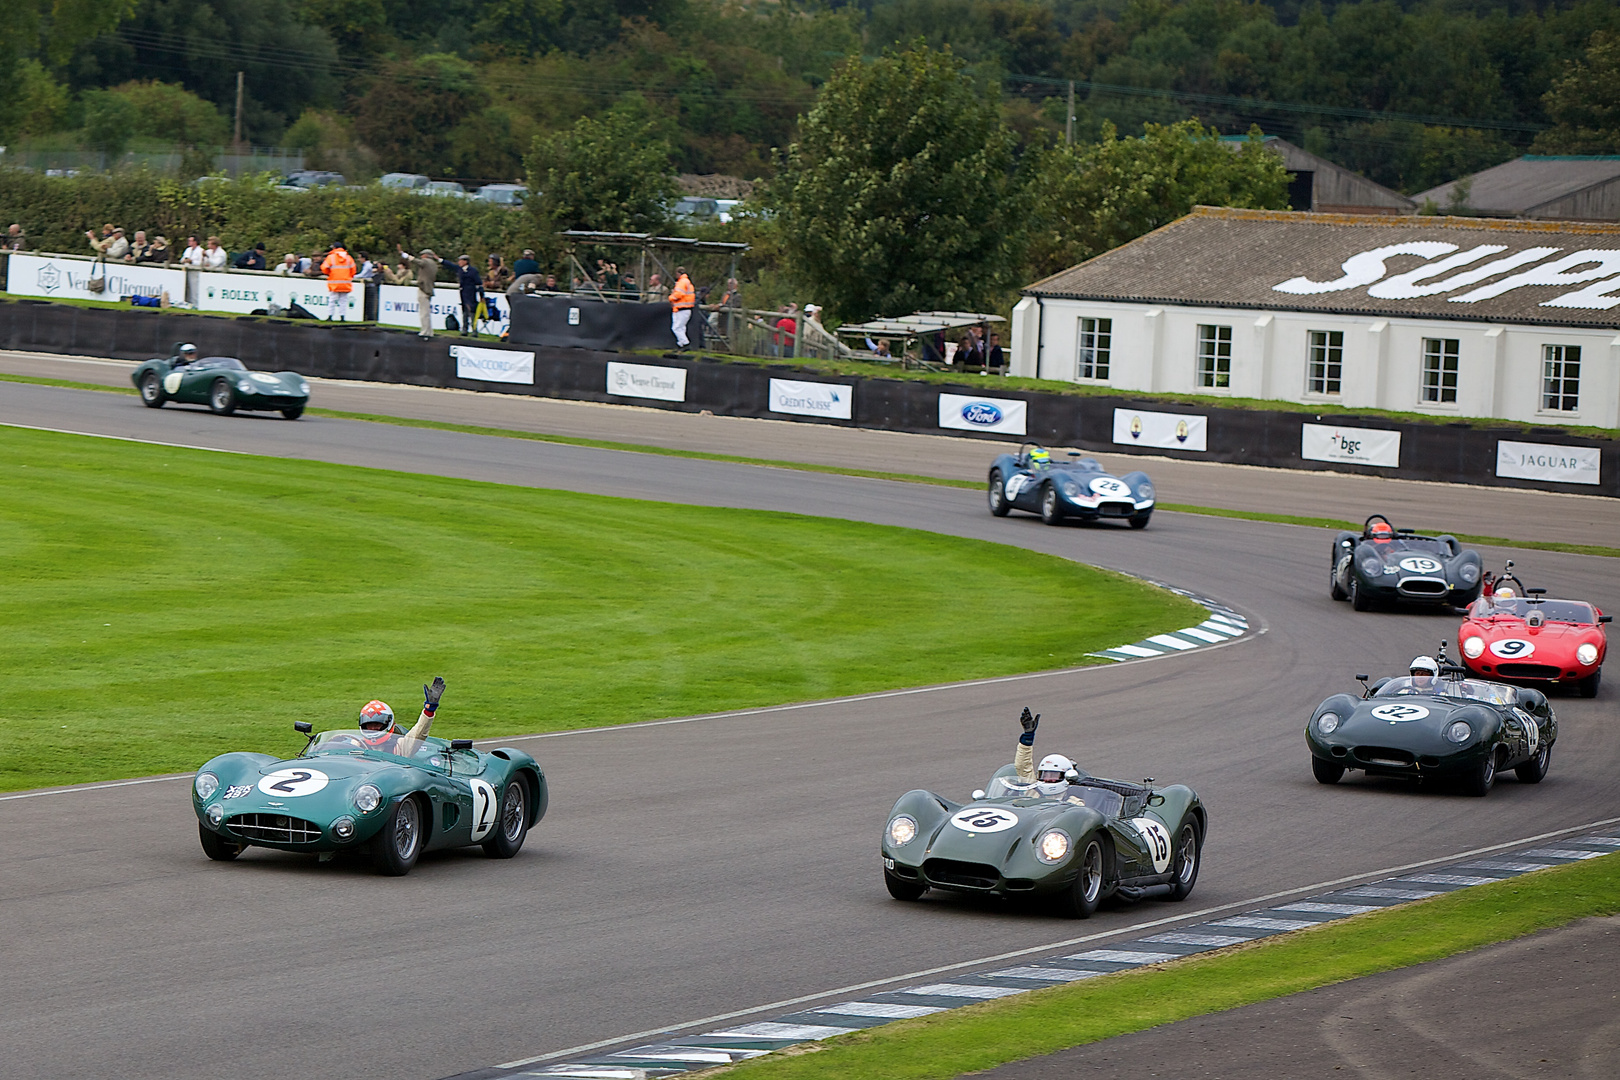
[125,230,150,263]
[485,253,513,293]
[235,243,268,271]
[180,236,204,268]
[275,253,298,275]
[513,249,540,278]
[441,254,483,334]
[642,272,667,305]
[320,241,357,321]
[88,225,129,261]
[400,247,442,339]
[203,237,227,270]
[143,235,170,264]
[5,224,25,251]
[773,303,798,358]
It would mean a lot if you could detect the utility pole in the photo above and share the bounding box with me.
[1066,80,1075,146]
[233,71,245,154]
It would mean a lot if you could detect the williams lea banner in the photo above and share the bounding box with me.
[1300,423,1402,468]
[769,379,853,420]
[1112,408,1208,451]
[1495,441,1601,486]
[606,361,687,402]
[938,394,1027,435]
[451,345,534,385]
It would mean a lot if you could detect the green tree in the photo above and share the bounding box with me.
[81,89,139,158]
[354,54,488,174]
[1531,31,1620,155]
[109,81,230,146]
[524,105,679,232]
[771,44,1024,321]
[1026,120,1290,278]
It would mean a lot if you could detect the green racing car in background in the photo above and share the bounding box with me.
[134,342,309,419]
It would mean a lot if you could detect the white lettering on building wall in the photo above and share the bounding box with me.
[1272,244,1620,310]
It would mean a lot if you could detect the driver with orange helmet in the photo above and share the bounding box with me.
[1367,519,1395,543]
[358,676,446,756]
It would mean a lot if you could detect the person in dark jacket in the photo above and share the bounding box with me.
[442,254,483,334]
[234,243,268,271]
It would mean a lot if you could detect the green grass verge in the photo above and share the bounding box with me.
[6,370,1616,559]
[0,424,1203,791]
[705,852,1620,1080]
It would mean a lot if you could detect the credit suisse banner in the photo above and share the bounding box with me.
[451,345,534,385]
[769,378,853,420]
[197,271,357,318]
[6,252,184,304]
[378,284,511,337]
[938,393,1027,435]
[607,361,686,402]
[1301,422,1401,468]
[1495,441,1601,486]
[1112,408,1208,451]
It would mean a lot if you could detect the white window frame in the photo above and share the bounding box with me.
[1075,317,1111,381]
[1540,344,1581,414]
[1196,324,1232,389]
[1307,329,1343,396]
[1419,337,1459,405]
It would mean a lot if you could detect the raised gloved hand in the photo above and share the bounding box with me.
[423,676,446,713]
[1019,706,1040,745]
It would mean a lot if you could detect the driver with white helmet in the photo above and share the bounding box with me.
[1407,655,1439,692]
[357,677,446,756]
[1013,707,1084,800]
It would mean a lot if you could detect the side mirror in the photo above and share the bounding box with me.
[1505,559,1514,570]
[971,789,986,801]
[294,721,313,733]
[1528,587,1546,596]
[1355,673,1369,683]
[1599,615,1612,624]
[451,739,474,751]
[1148,792,1165,806]
[1064,769,1079,781]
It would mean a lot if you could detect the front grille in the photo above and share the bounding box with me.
[924,859,1001,890]
[228,813,323,843]
[1397,577,1448,596]
[1098,502,1134,517]
[1498,663,1561,679]
[1354,746,1416,768]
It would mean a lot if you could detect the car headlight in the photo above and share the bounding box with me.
[298,381,310,394]
[1060,479,1082,498]
[1316,712,1340,736]
[1578,643,1599,666]
[354,784,383,813]
[332,816,356,840]
[206,802,226,826]
[888,815,917,846]
[1359,556,1383,577]
[1462,636,1485,659]
[1136,481,1154,501]
[195,772,219,800]
[237,380,254,392]
[1459,563,1480,583]
[1445,720,1472,744]
[1036,829,1070,863]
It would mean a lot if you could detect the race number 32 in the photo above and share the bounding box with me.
[1370,703,1430,723]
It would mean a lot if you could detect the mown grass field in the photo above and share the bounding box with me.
[0,424,1203,791]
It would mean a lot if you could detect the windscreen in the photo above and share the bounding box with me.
[1475,597,1595,623]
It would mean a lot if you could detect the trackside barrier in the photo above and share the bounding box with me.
[0,296,1615,498]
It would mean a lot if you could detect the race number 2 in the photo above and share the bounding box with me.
[256,768,330,797]
[467,778,499,841]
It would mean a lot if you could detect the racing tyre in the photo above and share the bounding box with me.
[884,870,927,901]
[1128,510,1152,529]
[198,823,242,861]
[208,378,236,415]
[1460,751,1497,797]
[1349,574,1373,612]
[1039,483,1064,526]
[988,470,1010,516]
[140,372,166,408]
[1578,670,1601,699]
[1311,757,1345,785]
[1330,557,1349,601]
[281,405,305,420]
[482,779,529,859]
[374,796,423,875]
[1054,833,1107,918]
[1515,742,1551,784]
[1166,816,1202,901]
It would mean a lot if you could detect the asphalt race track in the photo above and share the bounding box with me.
[2,377,1617,1080]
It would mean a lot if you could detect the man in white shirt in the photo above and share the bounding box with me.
[275,254,298,275]
[180,236,204,268]
[203,236,228,269]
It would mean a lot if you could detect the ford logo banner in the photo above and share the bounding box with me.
[961,401,1003,426]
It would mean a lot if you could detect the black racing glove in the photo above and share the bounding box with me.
[423,676,446,714]
[1019,706,1040,746]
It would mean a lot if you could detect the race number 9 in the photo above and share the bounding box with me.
[1490,639,1535,659]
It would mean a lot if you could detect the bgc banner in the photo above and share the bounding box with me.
[607,361,686,402]
[378,284,510,337]
[1112,408,1208,452]
[769,378,853,420]
[452,345,534,385]
[1495,441,1601,486]
[938,393,1027,435]
[1301,423,1401,468]
[6,252,184,304]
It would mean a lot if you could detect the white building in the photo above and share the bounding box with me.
[1010,207,1620,429]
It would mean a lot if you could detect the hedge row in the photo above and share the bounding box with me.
[0,169,558,268]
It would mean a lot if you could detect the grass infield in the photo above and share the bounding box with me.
[0,424,1203,791]
[3,371,1616,560]
[701,852,1620,1080]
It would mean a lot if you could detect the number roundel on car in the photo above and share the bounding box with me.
[1004,474,1031,500]
[466,778,499,841]
[1090,476,1131,498]
[1489,639,1535,659]
[1130,818,1173,874]
[1369,703,1430,723]
[162,372,183,394]
[257,768,330,796]
[1398,556,1443,574]
[949,806,1020,833]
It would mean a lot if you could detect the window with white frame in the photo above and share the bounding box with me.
[1197,324,1232,388]
[1307,330,1343,395]
[1542,344,1581,412]
[1420,338,1459,404]
[1076,318,1111,380]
